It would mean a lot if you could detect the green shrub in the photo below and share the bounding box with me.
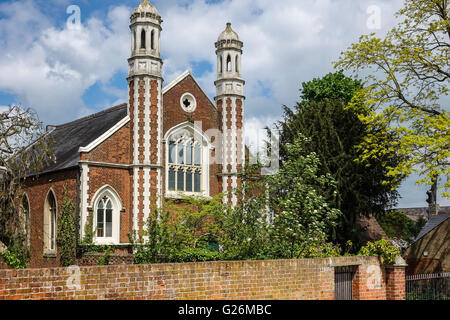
[96,247,113,266]
[358,239,400,264]
[1,245,28,269]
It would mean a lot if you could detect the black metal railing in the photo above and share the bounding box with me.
[406,272,450,300]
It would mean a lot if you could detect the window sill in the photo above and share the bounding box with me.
[43,252,56,258]
[93,238,121,246]
[165,192,211,200]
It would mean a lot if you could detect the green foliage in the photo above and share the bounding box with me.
[218,138,342,260]
[1,242,28,269]
[1,106,53,254]
[132,140,342,264]
[96,246,113,266]
[56,187,76,267]
[358,239,400,264]
[168,247,222,263]
[276,71,403,249]
[299,70,364,106]
[131,194,226,264]
[377,210,427,242]
[335,0,450,197]
[264,137,342,258]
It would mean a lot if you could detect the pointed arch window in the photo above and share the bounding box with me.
[21,194,30,249]
[96,196,113,238]
[91,186,122,245]
[151,30,155,50]
[165,123,210,198]
[235,55,239,73]
[141,29,146,49]
[226,54,232,72]
[44,190,57,254]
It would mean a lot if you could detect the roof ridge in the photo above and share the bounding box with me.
[55,103,127,129]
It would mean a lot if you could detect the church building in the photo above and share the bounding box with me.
[19,0,246,268]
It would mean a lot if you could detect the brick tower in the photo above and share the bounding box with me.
[127,0,163,234]
[214,23,245,206]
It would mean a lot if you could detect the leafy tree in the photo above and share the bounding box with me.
[335,0,449,197]
[56,187,76,267]
[0,105,52,267]
[264,137,342,258]
[221,137,342,260]
[276,71,403,248]
[377,210,427,243]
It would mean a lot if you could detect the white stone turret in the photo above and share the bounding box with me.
[128,0,164,234]
[214,22,245,98]
[128,0,163,79]
[214,23,245,206]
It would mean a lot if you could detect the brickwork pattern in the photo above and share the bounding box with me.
[22,169,78,269]
[0,257,405,300]
[86,166,132,243]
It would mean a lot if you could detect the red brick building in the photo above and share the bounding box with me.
[18,0,246,268]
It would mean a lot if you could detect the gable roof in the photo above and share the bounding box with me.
[411,213,450,245]
[356,214,388,243]
[35,104,128,176]
[163,70,217,109]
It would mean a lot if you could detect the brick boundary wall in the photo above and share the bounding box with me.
[0,256,405,300]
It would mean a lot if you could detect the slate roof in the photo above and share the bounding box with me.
[411,213,450,245]
[34,103,128,176]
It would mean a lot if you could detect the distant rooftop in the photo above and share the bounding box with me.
[396,206,450,217]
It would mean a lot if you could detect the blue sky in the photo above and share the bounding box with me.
[0,0,448,208]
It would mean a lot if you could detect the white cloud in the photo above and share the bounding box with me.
[0,1,131,124]
[0,0,405,124]
[3,0,438,207]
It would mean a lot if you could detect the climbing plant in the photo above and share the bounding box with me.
[56,187,76,267]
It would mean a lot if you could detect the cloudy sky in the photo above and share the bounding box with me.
[0,0,447,208]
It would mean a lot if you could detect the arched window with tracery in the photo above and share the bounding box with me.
[96,196,113,238]
[165,123,210,197]
[168,138,202,193]
[91,186,122,245]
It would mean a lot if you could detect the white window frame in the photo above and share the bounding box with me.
[43,189,57,256]
[90,186,122,245]
[164,122,211,199]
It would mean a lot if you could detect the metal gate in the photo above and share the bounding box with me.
[334,266,355,300]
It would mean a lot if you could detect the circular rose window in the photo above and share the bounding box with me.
[180,93,197,113]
